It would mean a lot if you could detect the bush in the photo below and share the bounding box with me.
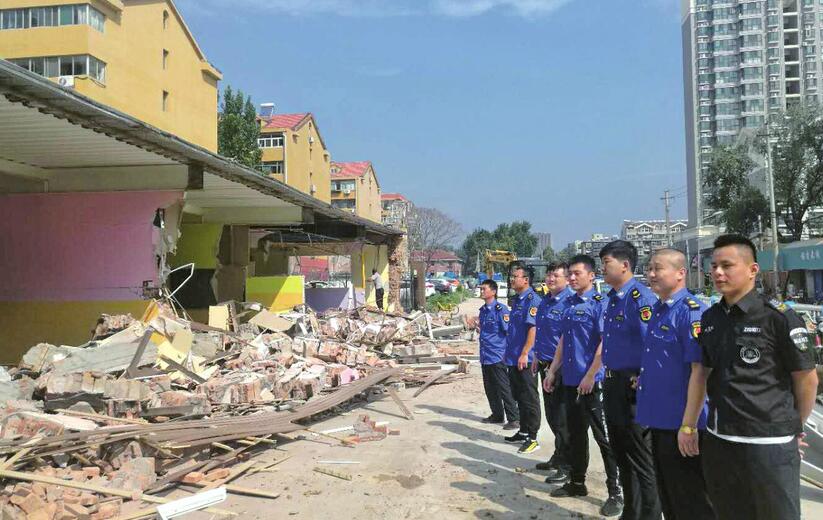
[426,286,470,312]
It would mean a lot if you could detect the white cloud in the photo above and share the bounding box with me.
[432,0,574,18]
[183,0,575,18]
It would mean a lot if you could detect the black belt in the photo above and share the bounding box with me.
[605,369,639,379]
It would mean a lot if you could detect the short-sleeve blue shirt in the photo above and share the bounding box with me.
[560,288,606,387]
[602,277,659,371]
[636,288,709,430]
[505,287,540,366]
[534,287,574,362]
[478,300,509,366]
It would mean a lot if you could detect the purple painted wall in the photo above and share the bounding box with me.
[305,287,354,312]
[0,191,182,301]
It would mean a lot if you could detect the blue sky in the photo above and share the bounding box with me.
[177,0,688,248]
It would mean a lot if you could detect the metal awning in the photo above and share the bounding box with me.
[0,59,401,244]
[759,239,823,271]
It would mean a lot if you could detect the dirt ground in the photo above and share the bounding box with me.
[155,298,823,520]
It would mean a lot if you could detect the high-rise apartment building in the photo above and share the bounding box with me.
[682,0,818,227]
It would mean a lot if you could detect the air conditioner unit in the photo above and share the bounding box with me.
[343,188,352,195]
[57,76,75,88]
[310,184,317,194]
[308,136,315,144]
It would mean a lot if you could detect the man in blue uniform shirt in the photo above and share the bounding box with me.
[599,240,661,520]
[531,262,574,481]
[471,279,519,429]
[504,266,542,453]
[543,255,623,517]
[637,249,714,520]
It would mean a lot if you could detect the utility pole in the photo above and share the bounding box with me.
[662,189,672,247]
[764,123,781,299]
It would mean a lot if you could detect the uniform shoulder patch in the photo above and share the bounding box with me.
[529,306,537,317]
[495,303,502,311]
[631,288,641,299]
[768,298,789,313]
[691,320,701,339]
[503,314,510,322]
[639,305,652,322]
[685,298,701,309]
[527,292,534,300]
[789,327,810,351]
[593,294,604,301]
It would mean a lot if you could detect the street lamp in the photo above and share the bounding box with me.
[760,123,781,299]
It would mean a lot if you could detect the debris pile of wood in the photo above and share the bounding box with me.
[0,301,476,518]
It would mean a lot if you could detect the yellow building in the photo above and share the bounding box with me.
[258,112,331,203]
[330,161,382,223]
[0,0,221,151]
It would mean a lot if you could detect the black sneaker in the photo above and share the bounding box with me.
[600,495,624,517]
[544,468,570,484]
[482,415,504,424]
[550,481,588,498]
[504,431,528,443]
[518,438,540,454]
[502,421,520,430]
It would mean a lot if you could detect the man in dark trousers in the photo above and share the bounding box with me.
[680,234,818,520]
[470,279,519,430]
[599,240,661,520]
[504,266,542,453]
[531,262,574,482]
[637,249,714,520]
[543,255,623,517]
[369,269,384,310]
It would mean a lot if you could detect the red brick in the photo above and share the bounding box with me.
[78,494,97,507]
[9,490,45,515]
[62,503,90,520]
[181,472,204,484]
[203,468,230,482]
[88,500,120,520]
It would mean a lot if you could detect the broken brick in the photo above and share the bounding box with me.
[181,472,204,484]
[203,468,230,482]
[9,489,45,515]
[62,503,90,519]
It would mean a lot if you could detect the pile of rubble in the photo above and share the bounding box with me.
[0,300,476,519]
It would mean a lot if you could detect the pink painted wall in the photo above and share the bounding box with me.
[0,191,182,301]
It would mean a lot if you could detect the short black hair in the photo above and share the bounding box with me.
[372,269,377,274]
[713,234,758,262]
[481,279,498,291]
[569,254,596,272]
[511,266,530,281]
[547,261,569,274]
[599,240,639,271]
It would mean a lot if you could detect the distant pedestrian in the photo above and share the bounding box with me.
[469,279,519,430]
[369,269,384,310]
[543,254,623,517]
[638,249,714,520]
[680,234,818,520]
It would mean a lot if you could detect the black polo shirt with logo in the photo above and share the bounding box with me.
[698,289,816,437]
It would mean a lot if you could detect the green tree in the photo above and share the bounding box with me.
[492,221,537,257]
[703,142,770,235]
[217,85,262,171]
[767,104,823,241]
[541,245,557,262]
[556,244,577,263]
[460,228,495,273]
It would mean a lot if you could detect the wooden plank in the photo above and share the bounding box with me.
[313,466,352,481]
[181,481,282,499]
[386,387,414,420]
[54,409,148,425]
[201,460,256,492]
[412,366,458,398]
[0,469,235,515]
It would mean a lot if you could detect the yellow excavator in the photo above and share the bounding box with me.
[482,249,549,303]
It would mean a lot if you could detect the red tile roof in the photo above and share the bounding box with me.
[260,113,311,130]
[381,193,408,201]
[411,249,463,262]
[330,161,371,179]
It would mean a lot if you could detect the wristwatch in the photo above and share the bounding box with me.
[679,425,697,435]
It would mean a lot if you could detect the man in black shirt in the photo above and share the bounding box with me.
[679,234,818,520]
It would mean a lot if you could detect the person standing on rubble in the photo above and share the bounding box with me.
[598,240,661,520]
[531,262,574,483]
[542,254,623,517]
[470,279,520,429]
[636,249,714,520]
[679,234,818,520]
[369,269,385,311]
[504,266,542,453]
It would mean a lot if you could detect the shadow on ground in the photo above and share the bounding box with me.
[421,404,605,519]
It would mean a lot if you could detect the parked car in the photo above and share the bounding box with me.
[430,279,451,294]
[425,281,436,297]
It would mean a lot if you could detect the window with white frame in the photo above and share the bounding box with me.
[0,4,104,32]
[9,55,106,83]
[261,161,284,174]
[258,134,284,148]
